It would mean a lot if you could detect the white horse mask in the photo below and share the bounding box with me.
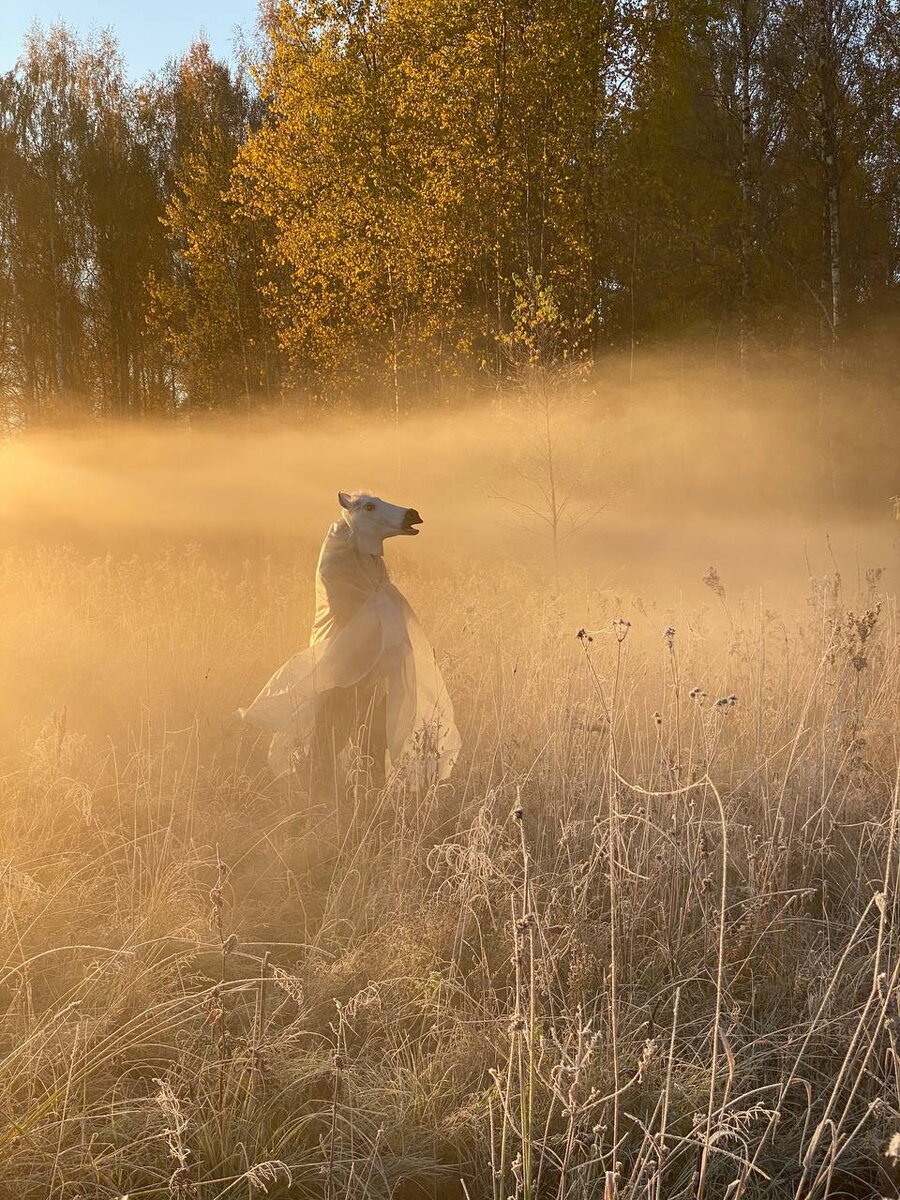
[338,491,423,556]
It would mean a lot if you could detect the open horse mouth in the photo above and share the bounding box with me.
[402,509,423,535]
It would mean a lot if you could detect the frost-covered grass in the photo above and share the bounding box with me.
[0,543,897,1199]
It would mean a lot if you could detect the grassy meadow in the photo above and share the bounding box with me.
[0,378,898,1199]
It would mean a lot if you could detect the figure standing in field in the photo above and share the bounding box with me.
[239,492,460,788]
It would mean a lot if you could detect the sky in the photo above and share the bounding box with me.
[2,1,260,78]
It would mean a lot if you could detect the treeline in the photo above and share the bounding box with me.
[0,30,277,419]
[0,1,898,419]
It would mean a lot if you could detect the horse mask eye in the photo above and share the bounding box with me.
[365,503,376,512]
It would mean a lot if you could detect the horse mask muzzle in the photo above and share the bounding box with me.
[402,509,423,535]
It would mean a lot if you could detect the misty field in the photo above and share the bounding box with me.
[3,0,900,1186]
[0,392,898,1200]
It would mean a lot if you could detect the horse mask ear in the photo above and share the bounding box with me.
[337,491,352,510]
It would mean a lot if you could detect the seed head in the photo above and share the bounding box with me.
[703,566,726,599]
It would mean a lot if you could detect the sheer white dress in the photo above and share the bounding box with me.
[239,521,460,782]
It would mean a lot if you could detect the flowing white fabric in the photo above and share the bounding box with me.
[239,521,461,781]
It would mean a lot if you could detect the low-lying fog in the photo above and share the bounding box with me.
[1,358,897,605]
